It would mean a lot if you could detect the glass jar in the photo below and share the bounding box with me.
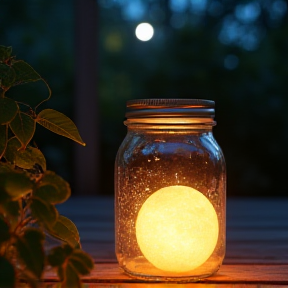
[115,99,226,282]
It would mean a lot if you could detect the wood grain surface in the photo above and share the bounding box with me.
[46,197,288,285]
[44,263,288,284]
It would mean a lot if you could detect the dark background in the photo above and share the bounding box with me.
[1,0,287,197]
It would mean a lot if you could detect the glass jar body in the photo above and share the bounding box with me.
[115,124,226,281]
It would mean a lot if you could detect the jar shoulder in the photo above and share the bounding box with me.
[116,131,225,166]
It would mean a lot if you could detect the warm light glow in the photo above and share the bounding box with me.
[136,185,219,272]
[135,23,154,41]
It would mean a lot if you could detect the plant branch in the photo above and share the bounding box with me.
[15,101,33,110]
[14,216,33,235]
[34,77,52,112]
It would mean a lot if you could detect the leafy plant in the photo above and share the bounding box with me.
[0,45,93,288]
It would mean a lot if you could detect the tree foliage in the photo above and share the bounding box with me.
[98,0,288,197]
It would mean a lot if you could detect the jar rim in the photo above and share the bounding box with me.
[126,99,215,119]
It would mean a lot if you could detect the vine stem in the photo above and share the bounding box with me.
[15,101,32,110]
[34,77,52,112]
[14,216,33,235]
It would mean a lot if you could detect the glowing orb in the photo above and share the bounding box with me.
[135,23,154,41]
[136,185,219,272]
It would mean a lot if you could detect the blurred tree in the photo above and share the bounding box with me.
[1,0,287,196]
[0,0,74,183]
[98,0,288,197]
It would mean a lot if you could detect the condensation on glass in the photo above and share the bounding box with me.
[115,99,226,281]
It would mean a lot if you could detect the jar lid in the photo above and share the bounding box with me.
[126,99,215,118]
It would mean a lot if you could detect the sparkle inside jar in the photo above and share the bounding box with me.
[115,99,226,281]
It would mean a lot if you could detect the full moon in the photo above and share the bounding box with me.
[135,23,154,41]
[136,185,219,272]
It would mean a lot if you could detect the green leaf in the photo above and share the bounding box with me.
[30,197,58,228]
[47,216,80,248]
[15,147,46,172]
[69,250,94,275]
[11,60,41,86]
[0,124,8,159]
[61,249,94,288]
[0,217,10,244]
[0,45,12,62]
[0,172,33,200]
[4,137,46,171]
[0,64,15,89]
[47,244,73,267]
[15,228,45,279]
[9,112,35,148]
[0,182,9,203]
[1,200,20,217]
[0,200,20,230]
[0,163,26,227]
[0,256,15,288]
[0,97,18,125]
[36,109,86,146]
[3,137,21,163]
[47,245,92,288]
[34,171,70,204]
[62,262,81,288]
[0,162,14,173]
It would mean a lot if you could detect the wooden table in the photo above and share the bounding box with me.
[45,197,288,286]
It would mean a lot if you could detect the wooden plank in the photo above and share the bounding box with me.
[78,241,288,264]
[39,283,286,288]
[56,197,288,264]
[42,198,288,284]
[43,264,288,284]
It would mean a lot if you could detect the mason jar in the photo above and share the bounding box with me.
[115,99,226,281]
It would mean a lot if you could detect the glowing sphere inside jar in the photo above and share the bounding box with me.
[136,185,219,272]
